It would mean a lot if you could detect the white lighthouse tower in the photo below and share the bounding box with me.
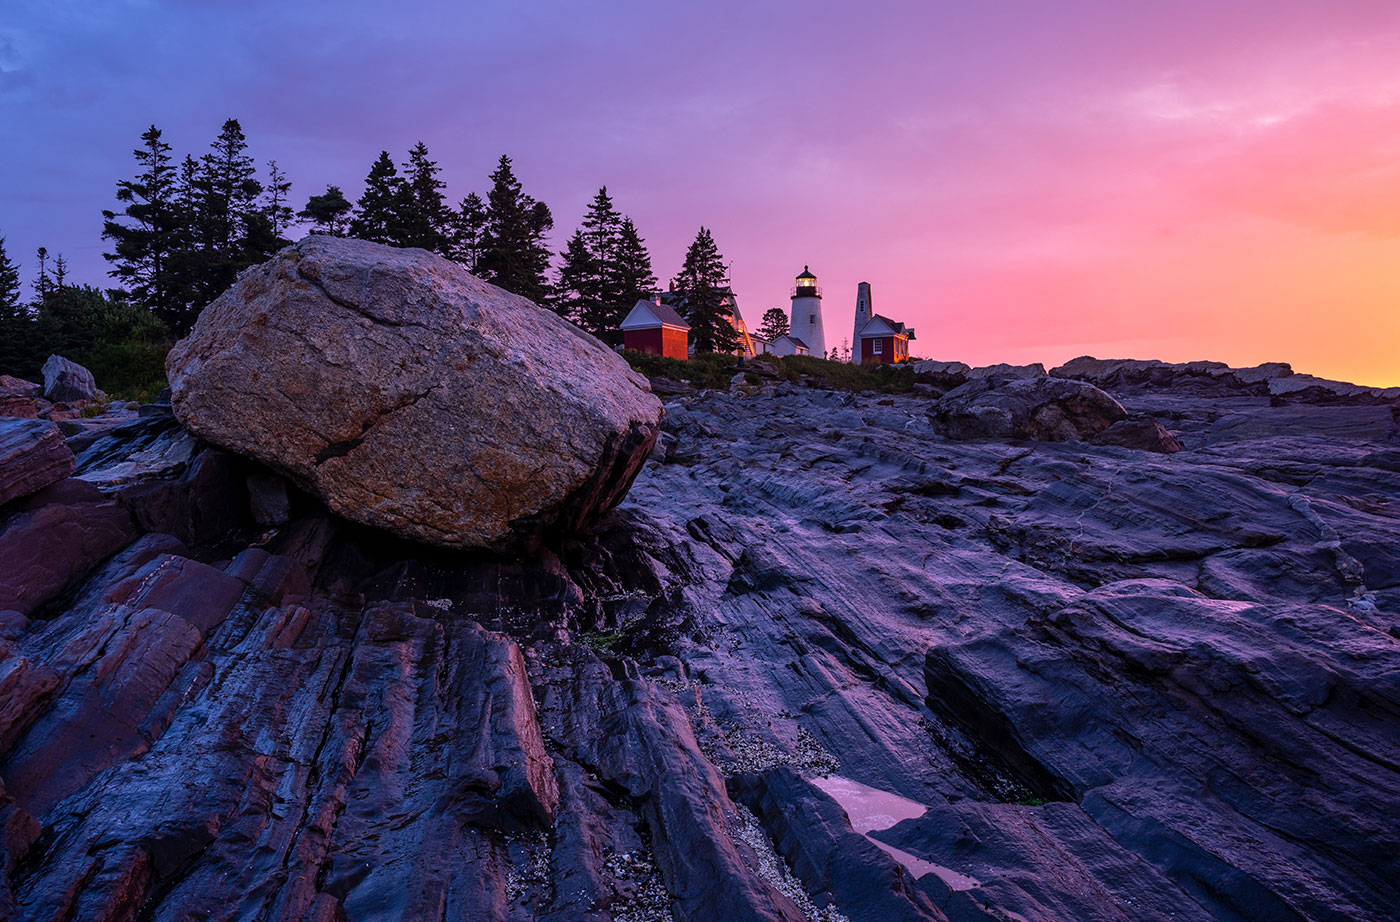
[851,281,872,364]
[789,266,826,359]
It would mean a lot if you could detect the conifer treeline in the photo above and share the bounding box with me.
[0,118,747,391]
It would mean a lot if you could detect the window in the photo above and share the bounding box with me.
[809,314,815,324]
[873,340,883,354]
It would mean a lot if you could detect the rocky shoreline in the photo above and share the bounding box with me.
[1,354,1398,921]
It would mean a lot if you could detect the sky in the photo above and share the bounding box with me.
[2,0,1399,385]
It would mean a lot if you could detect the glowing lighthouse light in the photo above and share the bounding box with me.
[789,265,827,358]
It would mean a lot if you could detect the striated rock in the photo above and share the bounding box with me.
[3,367,1400,922]
[1089,416,1182,453]
[0,419,75,507]
[0,376,38,419]
[0,376,41,399]
[966,362,1045,381]
[912,360,971,378]
[1049,355,1400,404]
[166,235,662,551]
[928,375,1127,442]
[922,580,1400,922]
[731,767,943,921]
[649,376,697,397]
[0,478,135,615]
[40,355,97,404]
[1268,372,1400,402]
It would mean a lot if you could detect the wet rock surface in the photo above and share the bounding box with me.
[166,235,663,551]
[0,419,75,506]
[0,371,1397,921]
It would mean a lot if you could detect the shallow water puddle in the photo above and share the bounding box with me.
[810,775,980,891]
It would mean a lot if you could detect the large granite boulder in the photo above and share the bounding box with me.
[928,375,1128,442]
[166,236,663,550]
[0,419,75,507]
[40,356,97,404]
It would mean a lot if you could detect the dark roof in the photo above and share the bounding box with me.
[796,265,817,280]
[781,335,810,349]
[646,300,690,328]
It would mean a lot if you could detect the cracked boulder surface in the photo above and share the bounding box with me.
[165,235,663,551]
[1,371,1398,922]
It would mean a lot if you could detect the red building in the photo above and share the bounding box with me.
[621,298,691,359]
[857,314,915,364]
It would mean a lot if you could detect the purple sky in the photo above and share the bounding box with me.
[4,1,1400,383]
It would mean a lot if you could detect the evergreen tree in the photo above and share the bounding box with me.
[300,185,354,236]
[672,227,738,353]
[553,189,655,343]
[449,192,489,271]
[613,218,657,309]
[552,230,596,323]
[0,235,20,318]
[33,247,52,307]
[162,155,205,329]
[198,118,263,257]
[101,124,180,319]
[478,155,553,303]
[263,160,294,242]
[181,118,277,325]
[572,188,623,339]
[581,186,621,283]
[756,306,789,342]
[0,235,29,374]
[350,152,402,244]
[396,142,449,252]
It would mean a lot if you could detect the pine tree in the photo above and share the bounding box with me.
[52,254,69,291]
[182,119,274,322]
[479,156,553,303]
[756,306,789,342]
[199,119,263,257]
[101,124,180,319]
[572,188,623,339]
[263,160,294,242]
[582,186,621,284]
[554,190,655,343]
[350,152,402,244]
[162,154,205,329]
[613,218,657,309]
[672,227,738,353]
[301,185,354,236]
[0,235,20,318]
[449,193,489,271]
[33,247,51,307]
[396,142,449,252]
[0,234,30,374]
[553,230,596,323]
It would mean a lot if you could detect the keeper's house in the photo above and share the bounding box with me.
[857,314,915,364]
[621,298,691,360]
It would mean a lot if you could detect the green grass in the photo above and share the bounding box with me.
[580,630,626,651]
[622,350,741,389]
